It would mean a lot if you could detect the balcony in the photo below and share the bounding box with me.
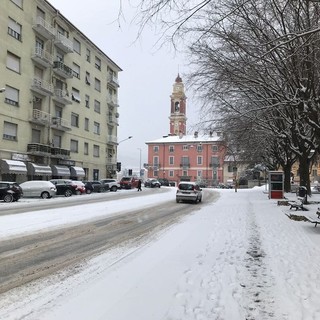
[32,16,55,39]
[51,117,71,131]
[180,163,190,168]
[107,135,118,144]
[27,143,51,155]
[107,74,119,88]
[53,88,72,105]
[31,47,53,67]
[53,61,73,78]
[106,156,117,165]
[29,109,51,125]
[31,77,54,96]
[107,96,119,108]
[108,116,119,126]
[51,147,71,159]
[54,32,73,53]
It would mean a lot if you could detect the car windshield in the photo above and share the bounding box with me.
[122,178,131,181]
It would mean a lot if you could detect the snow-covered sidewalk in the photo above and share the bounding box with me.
[1,187,320,320]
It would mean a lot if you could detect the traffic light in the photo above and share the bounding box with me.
[116,162,121,172]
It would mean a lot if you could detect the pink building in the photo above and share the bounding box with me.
[146,75,226,186]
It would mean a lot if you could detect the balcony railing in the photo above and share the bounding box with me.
[31,47,53,67]
[180,163,190,168]
[107,96,119,107]
[27,143,51,155]
[32,16,55,39]
[53,88,72,105]
[51,147,70,158]
[108,135,118,144]
[53,61,73,78]
[51,117,71,131]
[107,74,119,87]
[55,32,73,53]
[31,77,54,95]
[108,116,119,125]
[29,109,51,124]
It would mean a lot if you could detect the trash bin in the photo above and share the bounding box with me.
[298,186,307,198]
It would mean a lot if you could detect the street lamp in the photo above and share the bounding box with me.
[138,148,142,177]
[118,136,133,144]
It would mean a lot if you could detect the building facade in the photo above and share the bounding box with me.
[146,75,226,186]
[0,0,121,182]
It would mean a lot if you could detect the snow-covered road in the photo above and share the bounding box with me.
[1,187,320,320]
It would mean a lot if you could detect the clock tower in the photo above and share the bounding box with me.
[169,74,187,135]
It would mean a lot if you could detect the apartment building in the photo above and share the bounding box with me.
[0,0,121,182]
[146,75,226,186]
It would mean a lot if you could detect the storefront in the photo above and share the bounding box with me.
[70,166,85,180]
[51,165,70,178]
[0,159,27,182]
[27,163,52,179]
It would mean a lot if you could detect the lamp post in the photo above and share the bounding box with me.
[138,148,142,177]
[118,136,133,144]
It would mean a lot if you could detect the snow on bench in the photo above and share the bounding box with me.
[288,197,307,211]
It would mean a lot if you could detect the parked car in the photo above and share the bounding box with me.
[50,179,77,197]
[100,179,120,192]
[0,181,23,202]
[83,181,108,193]
[176,181,202,203]
[158,178,169,186]
[144,178,161,188]
[70,181,86,194]
[120,177,139,189]
[19,180,56,199]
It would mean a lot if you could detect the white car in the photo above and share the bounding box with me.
[19,180,57,199]
[176,181,203,203]
[100,179,120,192]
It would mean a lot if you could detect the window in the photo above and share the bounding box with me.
[197,170,202,177]
[169,156,174,165]
[53,135,61,148]
[71,88,81,103]
[153,156,159,166]
[71,113,79,127]
[57,25,68,38]
[211,156,219,167]
[169,145,174,153]
[183,145,189,151]
[85,94,90,108]
[31,129,41,143]
[95,78,101,92]
[70,139,78,153]
[212,145,218,152]
[86,48,91,62]
[8,18,21,41]
[84,118,89,131]
[93,145,100,157]
[153,146,159,152]
[169,170,174,177]
[73,63,80,79]
[94,100,100,113]
[84,142,89,155]
[85,72,91,85]
[11,0,23,8]
[7,51,20,73]
[95,56,101,70]
[3,121,17,141]
[197,156,203,165]
[181,156,190,167]
[93,122,100,135]
[228,165,237,173]
[5,86,19,106]
[73,38,81,54]
[197,144,203,152]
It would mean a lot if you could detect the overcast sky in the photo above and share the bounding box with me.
[48,0,200,170]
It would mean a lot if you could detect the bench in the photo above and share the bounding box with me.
[304,214,320,227]
[288,197,306,211]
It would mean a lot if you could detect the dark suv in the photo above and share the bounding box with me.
[50,179,77,197]
[0,181,23,202]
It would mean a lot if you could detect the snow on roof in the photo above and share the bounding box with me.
[145,134,223,144]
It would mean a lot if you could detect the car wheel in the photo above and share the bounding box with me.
[199,196,202,203]
[41,191,50,199]
[64,189,73,197]
[99,188,105,193]
[75,190,81,195]
[3,193,13,203]
[110,186,117,192]
[176,198,179,203]
[86,189,92,194]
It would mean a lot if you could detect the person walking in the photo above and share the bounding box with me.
[137,179,142,191]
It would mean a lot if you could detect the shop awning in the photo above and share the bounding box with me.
[1,159,27,174]
[70,166,85,177]
[51,165,70,177]
[27,163,52,176]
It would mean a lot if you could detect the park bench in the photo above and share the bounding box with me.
[288,197,306,211]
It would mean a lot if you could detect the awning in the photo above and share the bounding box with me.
[27,163,52,176]
[51,165,70,177]
[70,166,85,177]
[1,159,27,174]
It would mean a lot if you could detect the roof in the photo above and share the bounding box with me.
[145,134,223,145]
